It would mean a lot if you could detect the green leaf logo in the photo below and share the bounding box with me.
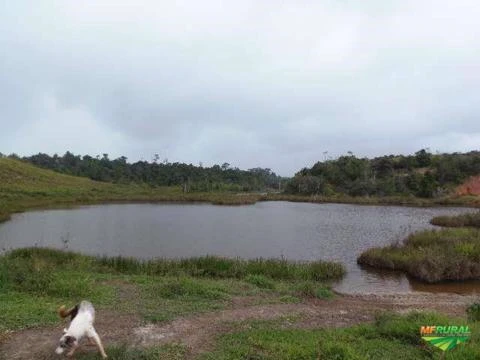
[422,336,470,351]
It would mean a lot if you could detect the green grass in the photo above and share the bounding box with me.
[73,344,188,360]
[358,228,480,282]
[200,312,480,360]
[134,276,237,323]
[0,292,63,331]
[0,248,343,332]
[431,211,480,228]
[20,344,188,360]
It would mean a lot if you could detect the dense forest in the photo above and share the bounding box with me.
[285,150,480,198]
[8,152,283,192]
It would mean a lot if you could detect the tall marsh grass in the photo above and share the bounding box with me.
[0,248,345,296]
[96,254,345,281]
[358,228,480,282]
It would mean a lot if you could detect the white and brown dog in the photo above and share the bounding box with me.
[56,300,107,358]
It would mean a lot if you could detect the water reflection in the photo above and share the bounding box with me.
[335,265,480,295]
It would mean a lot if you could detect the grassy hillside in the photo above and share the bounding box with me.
[0,158,261,222]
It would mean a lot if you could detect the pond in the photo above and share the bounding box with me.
[0,201,477,294]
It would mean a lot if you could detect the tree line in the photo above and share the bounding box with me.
[12,152,283,192]
[285,150,480,198]
[4,149,480,198]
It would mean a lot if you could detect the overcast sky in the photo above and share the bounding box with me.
[1,1,479,176]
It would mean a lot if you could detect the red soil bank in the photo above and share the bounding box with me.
[456,176,480,195]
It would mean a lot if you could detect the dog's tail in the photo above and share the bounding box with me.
[58,304,79,320]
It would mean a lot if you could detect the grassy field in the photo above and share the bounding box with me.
[358,228,480,282]
[0,248,344,332]
[431,211,480,228]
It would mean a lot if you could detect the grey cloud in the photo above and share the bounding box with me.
[1,1,480,175]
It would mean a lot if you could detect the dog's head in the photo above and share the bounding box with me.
[55,332,77,355]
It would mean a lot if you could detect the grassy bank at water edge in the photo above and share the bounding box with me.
[0,247,344,332]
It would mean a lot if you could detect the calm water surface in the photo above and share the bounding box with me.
[0,202,478,294]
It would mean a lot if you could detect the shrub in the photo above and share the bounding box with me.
[245,274,276,289]
[317,342,364,360]
[467,302,480,322]
[295,281,333,299]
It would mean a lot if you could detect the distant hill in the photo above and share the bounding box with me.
[286,150,480,198]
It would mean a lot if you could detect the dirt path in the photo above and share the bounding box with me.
[0,292,475,360]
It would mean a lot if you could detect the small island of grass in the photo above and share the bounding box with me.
[358,228,480,282]
[431,211,480,228]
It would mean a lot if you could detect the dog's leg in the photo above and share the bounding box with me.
[90,329,108,358]
[66,343,78,358]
